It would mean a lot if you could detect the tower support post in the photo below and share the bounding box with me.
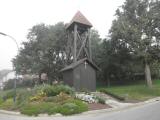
[73,24,77,63]
[88,28,92,61]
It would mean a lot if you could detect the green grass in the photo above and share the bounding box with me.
[98,80,160,101]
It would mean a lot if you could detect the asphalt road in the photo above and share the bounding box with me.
[0,101,160,120]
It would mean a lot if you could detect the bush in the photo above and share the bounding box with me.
[54,92,72,104]
[0,98,3,105]
[43,92,72,104]
[0,98,14,110]
[96,97,106,104]
[37,84,74,97]
[16,89,34,106]
[29,90,46,102]
[3,90,15,100]
[58,100,88,115]
[67,100,88,113]
[20,99,88,116]
[20,102,57,116]
[20,103,41,116]
[58,103,79,115]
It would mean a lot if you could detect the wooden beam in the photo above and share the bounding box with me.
[84,47,89,58]
[88,29,92,61]
[73,24,77,63]
[76,32,88,60]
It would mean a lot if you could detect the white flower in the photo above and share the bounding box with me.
[75,93,98,103]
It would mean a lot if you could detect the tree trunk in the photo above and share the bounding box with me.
[145,62,152,88]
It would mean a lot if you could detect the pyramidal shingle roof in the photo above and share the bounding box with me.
[67,11,92,29]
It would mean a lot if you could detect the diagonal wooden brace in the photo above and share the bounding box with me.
[76,32,88,59]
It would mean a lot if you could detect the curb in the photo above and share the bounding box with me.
[80,97,160,115]
[0,110,20,116]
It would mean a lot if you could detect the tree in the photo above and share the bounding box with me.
[97,38,138,86]
[90,30,102,63]
[13,22,68,83]
[109,0,160,88]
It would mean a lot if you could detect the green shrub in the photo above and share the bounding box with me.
[37,84,74,97]
[42,85,57,96]
[43,96,56,102]
[29,90,46,102]
[16,89,34,106]
[58,103,79,115]
[53,92,73,104]
[0,98,14,110]
[0,98,4,105]
[20,102,57,116]
[47,106,59,115]
[60,99,88,115]
[20,103,41,116]
[29,95,44,102]
[96,97,106,104]
[43,92,72,104]
[3,90,15,100]
[54,99,88,115]
[20,99,88,116]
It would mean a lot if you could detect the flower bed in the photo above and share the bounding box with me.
[75,93,106,104]
[0,84,88,116]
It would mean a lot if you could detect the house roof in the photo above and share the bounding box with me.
[60,58,99,72]
[66,11,92,29]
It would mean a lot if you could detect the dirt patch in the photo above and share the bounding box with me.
[88,103,111,111]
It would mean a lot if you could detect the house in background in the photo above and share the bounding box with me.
[0,71,16,89]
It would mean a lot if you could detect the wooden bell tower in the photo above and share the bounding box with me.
[61,11,98,91]
[66,11,93,63]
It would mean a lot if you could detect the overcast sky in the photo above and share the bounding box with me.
[0,0,125,70]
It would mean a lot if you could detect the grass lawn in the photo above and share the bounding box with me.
[98,80,160,101]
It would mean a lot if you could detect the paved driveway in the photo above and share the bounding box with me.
[0,101,160,120]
